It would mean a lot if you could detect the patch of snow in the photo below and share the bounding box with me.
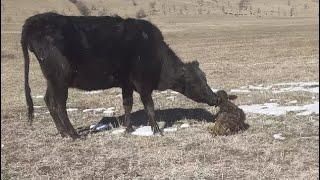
[83,90,103,95]
[273,133,285,140]
[33,95,44,99]
[272,86,319,94]
[240,102,319,116]
[269,99,278,102]
[273,82,318,87]
[170,91,179,94]
[83,109,94,113]
[132,126,154,136]
[93,108,107,112]
[83,108,109,113]
[163,127,178,132]
[112,128,126,135]
[90,124,96,129]
[248,85,272,90]
[34,106,43,109]
[161,90,168,94]
[287,100,298,104]
[180,123,190,128]
[103,107,115,116]
[211,88,218,92]
[67,108,78,112]
[166,96,176,101]
[230,89,251,93]
[296,102,319,116]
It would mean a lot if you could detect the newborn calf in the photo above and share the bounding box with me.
[208,90,248,136]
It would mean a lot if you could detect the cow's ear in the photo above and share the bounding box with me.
[192,60,199,67]
[228,95,238,100]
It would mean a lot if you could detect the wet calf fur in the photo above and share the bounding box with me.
[208,90,247,136]
[21,12,219,139]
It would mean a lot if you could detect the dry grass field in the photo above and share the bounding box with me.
[1,0,319,179]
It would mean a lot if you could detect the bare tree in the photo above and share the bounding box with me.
[68,0,91,16]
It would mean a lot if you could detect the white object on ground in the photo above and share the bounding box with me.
[83,108,108,113]
[67,108,78,112]
[240,102,319,116]
[132,126,154,136]
[95,124,109,131]
[166,96,176,101]
[180,123,190,128]
[248,85,272,90]
[287,100,298,104]
[211,88,218,92]
[273,86,319,94]
[83,90,103,94]
[296,102,319,116]
[163,127,178,132]
[170,91,179,94]
[90,124,96,129]
[273,133,285,140]
[33,95,44,99]
[103,107,115,116]
[112,128,126,135]
[230,89,251,93]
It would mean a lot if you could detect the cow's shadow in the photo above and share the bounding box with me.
[77,108,215,135]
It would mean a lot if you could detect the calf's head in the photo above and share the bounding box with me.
[179,61,219,106]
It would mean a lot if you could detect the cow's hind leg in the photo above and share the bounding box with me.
[48,81,79,139]
[44,84,68,137]
[140,92,162,135]
[122,87,134,133]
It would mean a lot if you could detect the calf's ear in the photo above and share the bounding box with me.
[192,60,199,67]
[228,95,238,100]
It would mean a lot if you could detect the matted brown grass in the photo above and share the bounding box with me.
[1,0,319,179]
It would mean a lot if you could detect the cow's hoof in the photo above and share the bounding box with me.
[152,126,163,136]
[70,133,81,140]
[125,126,134,134]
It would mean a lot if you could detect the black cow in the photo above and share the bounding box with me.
[21,12,220,139]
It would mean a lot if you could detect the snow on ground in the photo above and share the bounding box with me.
[230,89,251,93]
[163,127,178,132]
[111,128,126,135]
[83,107,115,115]
[131,126,154,136]
[166,96,176,101]
[66,108,78,112]
[229,81,319,94]
[180,123,190,128]
[32,95,44,99]
[240,102,319,116]
[82,90,104,95]
[273,133,286,140]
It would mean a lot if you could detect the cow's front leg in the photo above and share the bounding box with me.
[140,92,163,135]
[122,87,134,133]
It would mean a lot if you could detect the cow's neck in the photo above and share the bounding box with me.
[157,42,185,93]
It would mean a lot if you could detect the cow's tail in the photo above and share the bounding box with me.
[21,24,34,125]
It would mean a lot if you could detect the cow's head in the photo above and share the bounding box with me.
[180,61,219,106]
